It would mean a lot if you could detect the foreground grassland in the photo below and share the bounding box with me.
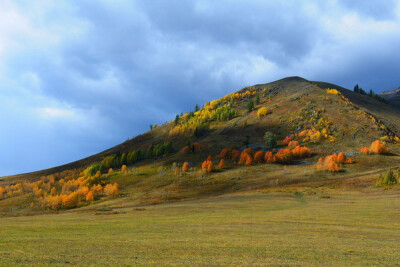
[1,188,400,266]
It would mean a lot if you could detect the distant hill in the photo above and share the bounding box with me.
[380,87,400,108]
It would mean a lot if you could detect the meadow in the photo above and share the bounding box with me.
[1,185,400,266]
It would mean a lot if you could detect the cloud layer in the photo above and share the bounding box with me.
[1,0,400,175]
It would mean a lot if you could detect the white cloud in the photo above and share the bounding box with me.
[36,107,76,119]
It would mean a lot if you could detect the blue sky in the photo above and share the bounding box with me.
[1,0,400,176]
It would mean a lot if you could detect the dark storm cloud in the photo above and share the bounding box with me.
[1,0,400,175]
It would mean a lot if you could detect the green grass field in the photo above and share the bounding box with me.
[1,187,400,266]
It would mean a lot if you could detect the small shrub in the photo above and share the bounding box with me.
[182,162,189,173]
[264,132,277,148]
[257,107,271,118]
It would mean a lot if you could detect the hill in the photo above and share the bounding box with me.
[0,76,399,213]
[1,76,400,266]
[380,87,400,108]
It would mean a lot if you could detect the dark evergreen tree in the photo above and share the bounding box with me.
[247,99,254,112]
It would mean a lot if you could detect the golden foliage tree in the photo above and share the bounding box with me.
[104,183,119,197]
[121,165,128,174]
[257,107,271,118]
[85,191,94,203]
[370,140,389,154]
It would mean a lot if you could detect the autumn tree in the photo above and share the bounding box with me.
[291,146,311,159]
[202,158,213,173]
[325,156,339,172]
[174,167,180,176]
[360,147,370,154]
[50,187,57,196]
[275,149,292,163]
[238,150,253,166]
[316,153,352,173]
[288,140,299,149]
[264,151,276,163]
[231,149,240,163]
[0,187,5,199]
[217,159,226,169]
[370,140,389,154]
[361,140,389,155]
[254,151,265,163]
[337,152,346,164]
[121,165,128,173]
[245,155,253,166]
[182,162,189,173]
[220,148,231,159]
[282,134,296,145]
[86,191,94,203]
[91,184,103,195]
[104,183,119,197]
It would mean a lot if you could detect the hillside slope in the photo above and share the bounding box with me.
[3,76,399,183]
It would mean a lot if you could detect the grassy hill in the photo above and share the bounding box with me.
[1,76,399,211]
[1,76,400,265]
[3,76,400,179]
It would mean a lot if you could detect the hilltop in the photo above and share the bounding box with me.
[0,76,399,213]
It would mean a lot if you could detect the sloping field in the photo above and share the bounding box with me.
[1,188,400,266]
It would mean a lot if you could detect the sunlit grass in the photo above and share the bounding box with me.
[1,190,400,266]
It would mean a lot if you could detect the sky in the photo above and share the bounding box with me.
[1,0,400,176]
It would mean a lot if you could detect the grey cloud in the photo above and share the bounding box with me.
[339,0,397,20]
[1,0,400,175]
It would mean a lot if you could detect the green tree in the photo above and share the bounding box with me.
[247,99,254,112]
[194,104,200,112]
[255,94,260,105]
[174,115,179,125]
[263,131,277,148]
[120,153,127,166]
[383,169,396,185]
